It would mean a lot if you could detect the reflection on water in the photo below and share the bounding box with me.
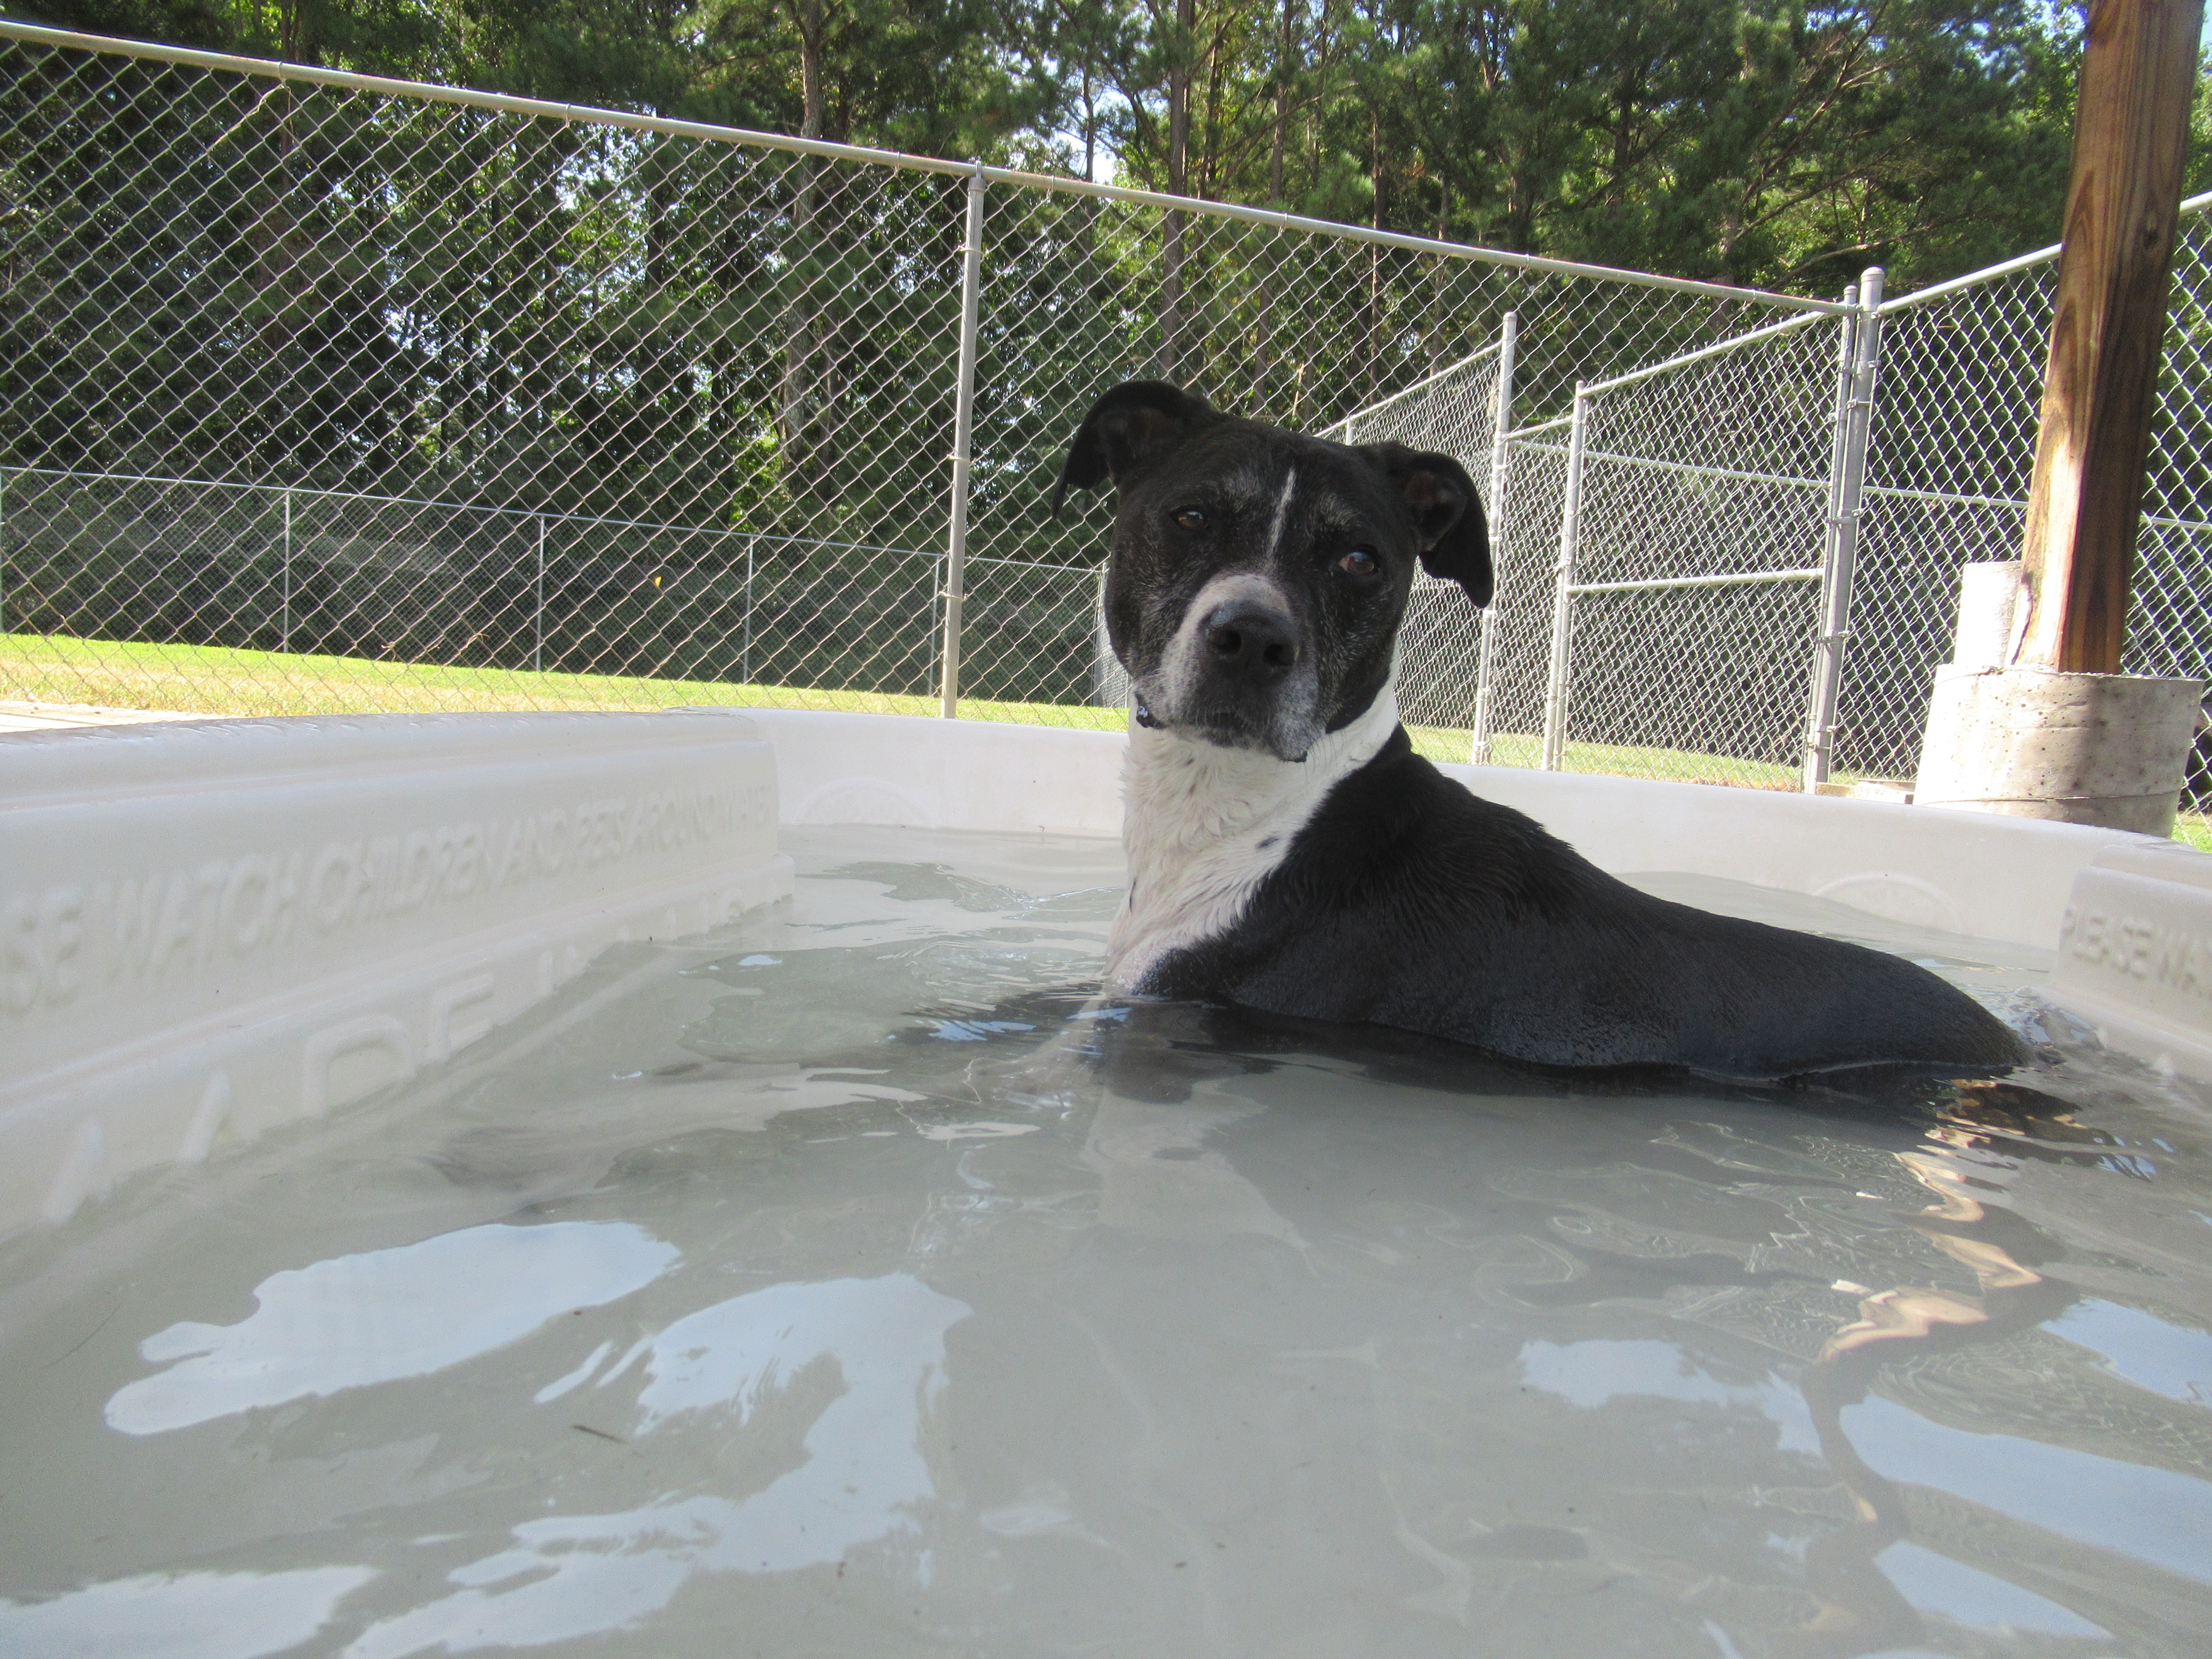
[2,824,2210,1658]
[2046,1298,2212,1404]
[344,1275,967,1657]
[1517,1338,1822,1451]
[0,1566,378,1659]
[107,1223,680,1435]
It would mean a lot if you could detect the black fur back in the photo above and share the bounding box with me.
[1145,729,2022,1078]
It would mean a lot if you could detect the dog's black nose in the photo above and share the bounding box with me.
[1202,601,1298,681]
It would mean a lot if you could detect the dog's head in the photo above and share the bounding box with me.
[1053,380,1488,761]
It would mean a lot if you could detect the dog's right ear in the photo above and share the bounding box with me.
[1051,381,1217,517]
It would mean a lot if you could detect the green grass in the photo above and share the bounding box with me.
[1457,731,1806,789]
[2,633,1811,786]
[0,632,1129,731]
[19,632,2200,846]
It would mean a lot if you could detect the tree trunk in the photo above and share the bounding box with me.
[1366,102,1382,401]
[1082,58,1097,184]
[1270,0,1292,205]
[797,0,824,142]
[1199,7,1224,200]
[1159,0,1196,383]
[1310,0,1330,199]
[780,0,827,498]
[1254,0,1297,393]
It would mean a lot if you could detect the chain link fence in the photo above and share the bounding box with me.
[1337,199,2212,816]
[3,20,2209,829]
[0,20,1826,753]
[1323,338,1508,749]
[1539,309,1848,789]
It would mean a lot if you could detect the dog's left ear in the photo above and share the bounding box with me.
[1360,443,1491,607]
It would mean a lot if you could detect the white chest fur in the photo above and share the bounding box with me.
[1106,690,1400,991]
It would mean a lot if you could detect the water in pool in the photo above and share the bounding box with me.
[3,825,2210,1658]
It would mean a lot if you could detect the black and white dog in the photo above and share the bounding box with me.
[1053,379,2020,1078]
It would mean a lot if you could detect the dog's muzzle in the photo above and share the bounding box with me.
[1135,576,1322,760]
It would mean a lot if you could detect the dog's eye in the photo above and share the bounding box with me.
[1170,506,1207,532]
[1337,547,1380,577]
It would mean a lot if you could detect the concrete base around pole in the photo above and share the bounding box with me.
[1914,665,2204,835]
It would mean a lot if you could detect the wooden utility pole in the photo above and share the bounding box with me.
[2015,0,2204,673]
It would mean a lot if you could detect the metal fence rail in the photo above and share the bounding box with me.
[2,20,2210,826]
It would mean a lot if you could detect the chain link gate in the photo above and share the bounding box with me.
[1344,295,1885,789]
[1324,326,1511,759]
[1535,298,1856,789]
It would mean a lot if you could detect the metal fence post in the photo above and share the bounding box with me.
[280,486,292,653]
[1093,562,1117,705]
[1540,384,1590,771]
[1800,285,1858,786]
[742,534,755,685]
[928,553,945,697]
[1801,268,1886,790]
[1470,310,1518,764]
[533,514,545,673]
[938,164,987,719]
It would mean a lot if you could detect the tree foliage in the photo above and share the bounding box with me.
[24,1,2206,293]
